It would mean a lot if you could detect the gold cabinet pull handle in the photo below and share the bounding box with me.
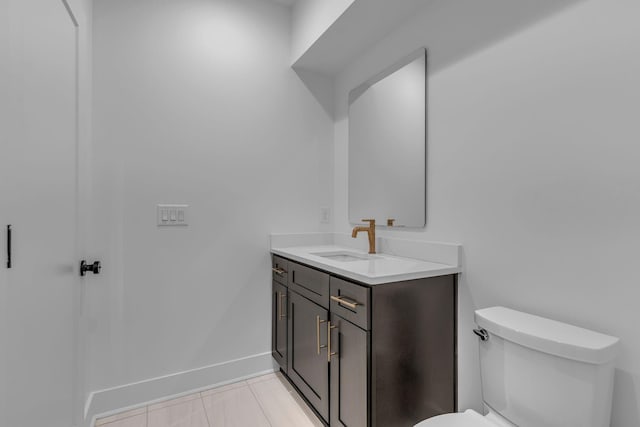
[277,292,281,318]
[328,321,338,362]
[278,292,286,319]
[330,295,361,310]
[272,267,287,276]
[316,315,327,355]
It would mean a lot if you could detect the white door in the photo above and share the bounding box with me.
[0,0,81,426]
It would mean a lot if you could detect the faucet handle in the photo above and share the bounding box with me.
[361,219,375,227]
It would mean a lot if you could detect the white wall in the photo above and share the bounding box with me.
[291,0,354,63]
[334,0,640,424]
[90,0,333,405]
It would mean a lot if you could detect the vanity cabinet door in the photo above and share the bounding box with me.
[287,290,330,422]
[330,314,369,427]
[272,281,288,373]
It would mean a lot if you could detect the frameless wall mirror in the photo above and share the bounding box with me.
[348,48,427,227]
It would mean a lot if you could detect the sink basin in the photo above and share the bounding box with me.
[311,251,377,262]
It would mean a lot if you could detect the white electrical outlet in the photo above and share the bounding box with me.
[157,204,189,226]
[320,207,331,224]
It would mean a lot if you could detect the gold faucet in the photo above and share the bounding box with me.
[352,219,376,254]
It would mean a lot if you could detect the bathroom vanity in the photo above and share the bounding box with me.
[270,45,444,427]
[270,234,461,427]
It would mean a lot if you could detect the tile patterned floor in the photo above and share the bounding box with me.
[95,372,324,427]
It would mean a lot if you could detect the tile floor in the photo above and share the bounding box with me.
[94,372,324,427]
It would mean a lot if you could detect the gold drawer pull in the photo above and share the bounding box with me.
[278,292,286,319]
[272,267,287,276]
[316,315,327,355]
[328,321,338,362]
[330,295,361,310]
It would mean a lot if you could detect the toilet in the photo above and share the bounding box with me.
[416,306,619,427]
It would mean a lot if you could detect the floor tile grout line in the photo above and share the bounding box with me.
[198,395,213,427]
[253,376,322,426]
[200,379,247,398]
[97,374,276,427]
[275,377,323,426]
[147,393,202,414]
[248,381,275,427]
[246,373,278,386]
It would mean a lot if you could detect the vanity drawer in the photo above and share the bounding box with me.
[330,277,370,330]
[288,262,330,309]
[272,255,289,285]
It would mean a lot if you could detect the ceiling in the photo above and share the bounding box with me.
[269,0,298,5]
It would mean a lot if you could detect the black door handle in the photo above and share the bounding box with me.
[6,225,11,269]
[80,260,101,276]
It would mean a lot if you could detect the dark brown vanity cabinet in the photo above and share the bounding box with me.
[288,290,330,421]
[271,256,289,373]
[272,280,288,372]
[271,255,456,427]
[329,312,369,427]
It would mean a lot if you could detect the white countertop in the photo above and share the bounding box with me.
[270,234,462,285]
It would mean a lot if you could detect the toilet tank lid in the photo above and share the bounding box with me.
[475,306,619,364]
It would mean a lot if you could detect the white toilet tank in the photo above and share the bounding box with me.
[475,307,619,427]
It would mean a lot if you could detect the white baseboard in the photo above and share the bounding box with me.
[84,351,275,427]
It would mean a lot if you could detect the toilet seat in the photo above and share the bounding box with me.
[414,410,496,427]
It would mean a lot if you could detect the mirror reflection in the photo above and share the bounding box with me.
[348,48,427,227]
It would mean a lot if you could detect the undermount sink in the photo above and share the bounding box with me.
[311,251,378,262]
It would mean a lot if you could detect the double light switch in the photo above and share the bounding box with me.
[157,204,188,226]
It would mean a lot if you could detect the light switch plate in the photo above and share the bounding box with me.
[320,207,331,224]
[157,204,189,226]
